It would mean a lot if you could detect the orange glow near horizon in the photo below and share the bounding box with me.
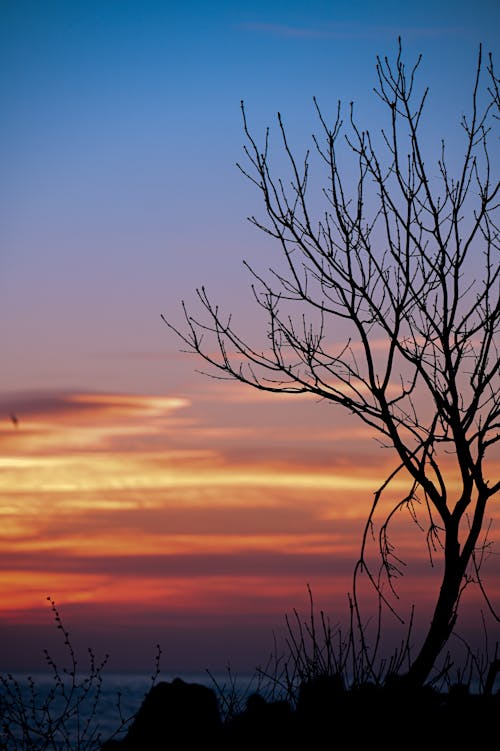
[0,386,498,668]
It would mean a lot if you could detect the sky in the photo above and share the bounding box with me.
[0,0,499,675]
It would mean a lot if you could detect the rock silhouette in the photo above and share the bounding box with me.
[221,692,295,748]
[107,678,221,749]
[100,675,500,750]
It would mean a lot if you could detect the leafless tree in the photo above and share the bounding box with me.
[164,40,499,687]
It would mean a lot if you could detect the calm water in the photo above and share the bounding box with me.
[0,671,263,749]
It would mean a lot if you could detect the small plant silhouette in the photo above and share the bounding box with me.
[0,598,161,750]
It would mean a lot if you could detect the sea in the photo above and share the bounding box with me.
[0,670,263,749]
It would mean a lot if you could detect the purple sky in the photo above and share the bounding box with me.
[0,0,499,674]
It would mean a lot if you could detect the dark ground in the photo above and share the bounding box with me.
[100,675,500,750]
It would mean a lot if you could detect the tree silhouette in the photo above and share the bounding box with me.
[165,41,499,687]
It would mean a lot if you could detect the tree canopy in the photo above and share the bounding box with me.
[165,41,499,686]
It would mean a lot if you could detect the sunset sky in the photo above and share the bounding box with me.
[1,0,499,674]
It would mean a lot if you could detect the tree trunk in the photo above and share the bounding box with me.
[404,535,466,687]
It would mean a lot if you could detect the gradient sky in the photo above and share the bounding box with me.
[0,0,499,674]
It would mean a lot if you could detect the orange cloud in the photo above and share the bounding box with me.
[0,387,497,670]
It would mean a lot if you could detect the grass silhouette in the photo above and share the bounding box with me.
[1,593,499,749]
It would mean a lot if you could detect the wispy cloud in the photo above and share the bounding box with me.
[0,385,486,670]
[238,22,467,41]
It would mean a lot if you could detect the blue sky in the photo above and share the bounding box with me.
[1,0,498,396]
